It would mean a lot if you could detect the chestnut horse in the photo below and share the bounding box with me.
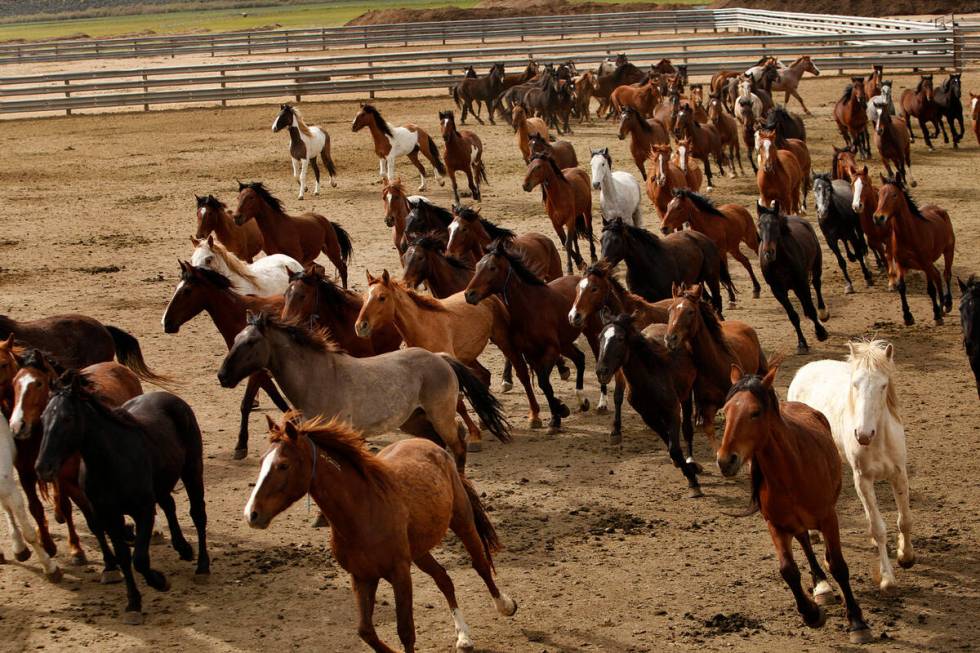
[871,98,916,188]
[833,78,871,159]
[245,412,517,653]
[645,144,690,218]
[569,261,671,331]
[849,165,890,275]
[512,104,550,162]
[610,78,661,117]
[718,364,873,644]
[674,103,728,189]
[522,153,595,274]
[439,110,487,204]
[873,177,954,326]
[673,137,704,191]
[899,75,943,150]
[194,194,263,263]
[351,103,445,191]
[527,132,578,170]
[446,205,562,279]
[831,145,859,182]
[756,129,803,215]
[618,107,670,179]
[232,181,352,287]
[381,178,418,253]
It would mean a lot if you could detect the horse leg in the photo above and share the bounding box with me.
[406,151,427,192]
[378,157,387,182]
[415,552,474,651]
[291,157,300,180]
[492,333,541,428]
[733,249,761,298]
[791,89,811,116]
[896,272,914,326]
[938,118,949,143]
[297,158,309,200]
[104,514,143,623]
[389,564,417,653]
[17,466,56,557]
[796,274,829,341]
[918,118,934,151]
[156,492,193,561]
[353,576,397,653]
[449,498,517,620]
[1,493,60,580]
[772,284,810,352]
[828,239,854,294]
[131,506,169,593]
[925,268,943,325]
[310,158,322,196]
[450,169,461,205]
[890,468,916,570]
[562,227,579,275]
[535,360,567,435]
[942,246,954,313]
[701,155,714,191]
[796,531,835,605]
[854,470,896,591]
[234,374,263,459]
[563,344,588,412]
[769,524,826,628]
[457,397,483,452]
[56,480,86,564]
[464,168,479,202]
[71,490,121,583]
[821,514,873,643]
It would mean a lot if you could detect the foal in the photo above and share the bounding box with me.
[272,104,337,199]
[439,110,487,204]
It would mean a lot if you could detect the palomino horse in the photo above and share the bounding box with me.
[661,189,761,302]
[833,78,871,159]
[645,143,690,218]
[873,176,955,326]
[522,153,595,274]
[718,364,873,644]
[789,339,914,592]
[959,276,980,397]
[191,235,301,296]
[446,205,562,278]
[37,373,209,625]
[452,62,504,124]
[811,173,873,293]
[673,137,704,191]
[512,104,550,162]
[589,148,643,227]
[217,312,509,470]
[900,75,943,150]
[617,106,670,180]
[272,104,337,199]
[232,181,352,287]
[195,194,262,263]
[352,103,445,191]
[756,129,803,215]
[872,98,916,188]
[674,103,728,189]
[244,413,517,653]
[355,269,530,451]
[439,110,487,203]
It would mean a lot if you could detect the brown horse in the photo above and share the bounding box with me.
[512,104,550,162]
[574,71,597,122]
[900,75,943,150]
[568,261,670,330]
[439,110,487,204]
[245,412,517,653]
[873,177,955,325]
[674,103,728,189]
[351,103,446,191]
[672,137,704,191]
[833,77,871,159]
[871,98,916,188]
[661,190,761,302]
[610,78,661,117]
[618,106,670,180]
[445,205,562,279]
[707,94,743,175]
[527,132,578,171]
[867,64,884,99]
[849,166,891,276]
[381,178,415,253]
[644,144,689,218]
[402,234,475,298]
[757,129,803,215]
[452,62,504,125]
[718,364,873,644]
[194,194,262,263]
[232,181,352,287]
[522,153,595,274]
[652,92,681,135]
[831,145,859,182]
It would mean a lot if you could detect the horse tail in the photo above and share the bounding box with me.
[476,159,489,185]
[452,84,462,110]
[321,137,337,178]
[106,326,174,387]
[426,134,447,176]
[460,475,501,570]
[330,221,353,263]
[442,355,511,444]
[575,214,595,241]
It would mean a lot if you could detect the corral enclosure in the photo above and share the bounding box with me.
[1,7,980,653]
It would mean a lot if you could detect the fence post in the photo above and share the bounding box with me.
[295,66,301,102]
[322,28,327,51]
[64,79,71,116]
[248,34,252,55]
[220,69,227,107]
[211,37,215,57]
[142,73,149,111]
[368,61,375,99]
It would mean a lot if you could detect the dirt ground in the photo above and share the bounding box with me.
[0,69,979,653]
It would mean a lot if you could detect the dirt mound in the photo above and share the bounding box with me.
[710,0,979,16]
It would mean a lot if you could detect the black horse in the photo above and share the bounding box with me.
[756,201,829,353]
[764,105,807,142]
[403,197,454,244]
[452,62,504,125]
[600,216,730,318]
[595,313,702,497]
[36,372,209,625]
[933,73,964,149]
[812,172,873,293]
[958,275,980,399]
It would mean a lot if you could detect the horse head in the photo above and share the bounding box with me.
[846,340,897,446]
[756,200,786,263]
[717,362,783,477]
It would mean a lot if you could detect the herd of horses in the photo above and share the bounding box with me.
[2,51,980,653]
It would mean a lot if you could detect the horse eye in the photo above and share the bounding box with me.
[378,296,386,303]
[750,410,761,418]
[590,286,598,292]
[277,462,289,471]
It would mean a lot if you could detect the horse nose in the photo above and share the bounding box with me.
[568,309,582,327]
[592,182,600,190]
[521,183,531,192]
[664,333,678,349]
[595,366,611,384]
[617,133,625,140]
[660,226,670,235]
[249,510,259,524]
[464,290,479,305]
[35,463,57,483]
[716,452,740,477]
[355,321,371,338]
[855,429,875,446]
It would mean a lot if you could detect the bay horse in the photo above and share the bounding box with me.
[789,339,914,592]
[872,98,916,188]
[527,132,578,170]
[661,189,761,302]
[272,104,337,199]
[245,412,517,652]
[352,103,445,190]
[756,201,829,353]
[594,63,647,118]
[831,144,859,182]
[217,312,509,470]
[522,153,595,274]
[707,94,743,176]
[232,181,352,287]
[495,60,540,119]
[833,78,871,159]
[452,62,504,124]
[933,73,964,148]
[573,71,597,122]
[674,103,728,189]
[194,194,262,263]
[590,148,643,227]
[512,104,550,163]
[673,137,704,191]
[645,143,690,218]
[899,75,943,151]
[759,115,812,205]
[402,234,475,298]
[756,129,803,215]
[766,105,807,142]
[718,363,873,644]
[438,110,487,204]
[873,176,954,326]
[191,235,301,296]
[568,261,671,332]
[849,165,891,275]
[381,178,423,253]
[812,173,873,294]
[867,64,884,99]
[162,262,290,458]
[662,284,767,449]
[618,106,669,179]
[959,276,980,398]
[37,373,209,625]
[446,205,562,278]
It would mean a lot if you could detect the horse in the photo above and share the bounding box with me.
[446,205,562,278]
[36,373,209,624]
[756,129,803,215]
[380,178,426,254]
[673,137,704,191]
[849,165,891,275]
[600,216,729,317]
[707,94,743,176]
[645,143,690,218]
[352,103,445,190]
[232,181,352,287]
[522,153,595,274]
[972,93,980,145]
[661,189,761,302]
[930,74,964,148]
[595,314,703,496]
[452,62,504,125]
[788,339,914,592]
[872,98,916,188]
[873,176,954,326]
[959,276,980,398]
[899,75,943,151]
[217,312,509,470]
[831,145,860,182]
[403,194,455,247]
[652,92,682,135]
[438,110,487,204]
[834,78,871,159]
[281,264,402,358]
[756,201,829,352]
[245,412,516,652]
[610,78,661,118]
[162,262,290,458]
[402,234,475,298]
[272,104,337,199]
[768,55,820,114]
[527,132,578,170]
[739,76,773,117]
[568,261,671,332]
[512,104,550,163]
[674,103,729,189]
[594,63,647,118]
[811,173,873,293]
[718,363,873,644]
[737,97,761,173]
[866,80,895,127]
[194,194,262,263]
[495,60,540,119]
[618,107,670,180]
[573,71,597,122]
[190,235,301,296]
[590,148,643,227]
[758,114,811,203]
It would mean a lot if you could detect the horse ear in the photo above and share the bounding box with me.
[729,363,744,386]
[283,418,299,440]
[207,235,214,247]
[847,341,856,358]
[958,276,969,293]
[770,199,780,214]
[237,179,246,191]
[288,268,302,282]
[598,306,614,325]
[381,269,391,285]
[265,414,277,433]
[884,343,894,361]
[761,364,779,389]
[190,236,200,247]
[1,334,12,348]
[365,269,376,284]
[690,285,702,300]
[862,165,868,176]
[195,194,203,203]
[178,259,188,272]
[245,309,255,323]
[672,282,681,298]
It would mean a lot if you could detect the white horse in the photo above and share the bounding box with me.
[190,236,302,297]
[590,148,643,227]
[866,81,895,125]
[787,339,914,593]
[272,104,338,200]
[0,414,61,581]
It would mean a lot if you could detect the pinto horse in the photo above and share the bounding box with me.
[900,75,943,151]
[834,78,871,159]
[232,181,352,287]
[756,129,803,215]
[194,194,263,263]
[245,413,517,653]
[873,177,954,326]
[272,104,337,199]
[439,110,487,204]
[522,153,595,274]
[191,235,300,297]
[718,364,873,644]
[352,103,445,191]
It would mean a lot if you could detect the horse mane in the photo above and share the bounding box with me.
[359,104,393,137]
[54,369,144,430]
[881,177,927,221]
[847,339,902,423]
[480,218,515,241]
[203,195,227,211]
[961,275,980,344]
[725,373,780,515]
[298,268,357,310]
[377,277,448,312]
[614,314,671,367]
[188,265,234,290]
[410,234,473,270]
[530,153,568,184]
[20,348,63,375]
[252,313,343,353]
[488,240,545,286]
[915,77,930,93]
[593,265,647,308]
[415,199,454,226]
[384,179,407,200]
[674,189,725,218]
[609,62,639,85]
[209,241,259,285]
[288,105,314,137]
[622,221,664,252]
[243,182,284,214]
[623,107,652,133]
[840,85,853,103]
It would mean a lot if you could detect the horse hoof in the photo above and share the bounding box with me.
[528,417,543,429]
[818,308,830,321]
[904,315,915,327]
[467,441,483,453]
[814,589,838,606]
[558,367,571,381]
[879,577,897,593]
[558,403,571,419]
[330,180,338,188]
[101,569,124,584]
[312,513,328,528]
[579,398,590,412]
[797,345,810,355]
[609,433,622,445]
[158,575,171,592]
[233,448,247,460]
[122,611,144,626]
[595,405,609,415]
[804,606,827,629]
[845,284,855,295]
[192,572,211,585]
[898,555,916,569]
[728,301,737,310]
[151,531,166,546]
[500,381,513,393]
[456,642,475,653]
[849,627,874,645]
[935,317,944,326]
[546,425,563,436]
[909,180,918,188]
[47,567,64,584]
[70,552,88,566]
[752,289,761,299]
[14,548,31,562]
[687,486,704,499]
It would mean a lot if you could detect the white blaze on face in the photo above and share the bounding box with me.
[659,154,666,182]
[600,324,617,355]
[244,448,277,522]
[162,280,186,328]
[198,206,206,220]
[446,220,459,249]
[761,138,771,165]
[8,374,32,434]
[972,97,978,113]
[852,177,865,212]
[678,145,688,171]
